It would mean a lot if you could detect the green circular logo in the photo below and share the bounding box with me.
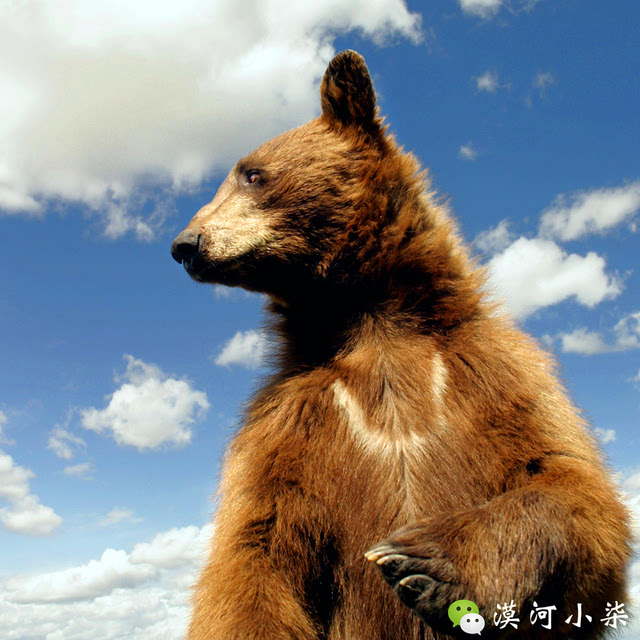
[448,600,480,627]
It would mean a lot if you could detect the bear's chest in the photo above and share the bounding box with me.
[236,372,474,533]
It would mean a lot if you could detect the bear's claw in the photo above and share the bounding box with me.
[366,536,466,635]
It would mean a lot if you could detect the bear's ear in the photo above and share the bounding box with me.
[320,50,377,131]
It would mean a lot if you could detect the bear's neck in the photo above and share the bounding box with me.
[265,233,486,371]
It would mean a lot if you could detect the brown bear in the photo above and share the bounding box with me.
[171,50,631,639]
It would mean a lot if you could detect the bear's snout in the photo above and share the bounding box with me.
[171,230,201,267]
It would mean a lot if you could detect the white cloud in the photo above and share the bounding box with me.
[559,312,640,355]
[129,526,207,569]
[458,142,478,161]
[475,69,500,92]
[214,330,268,369]
[80,355,210,451]
[560,328,611,355]
[460,0,503,18]
[476,182,639,319]
[0,524,212,639]
[0,0,422,240]
[474,219,513,254]
[486,237,621,318]
[0,495,63,537]
[460,0,542,18]
[63,462,94,480]
[0,588,190,640]
[615,312,640,350]
[48,425,86,460]
[5,548,156,604]
[97,507,141,528]
[593,428,616,445]
[0,450,63,536]
[539,181,640,242]
[0,452,32,504]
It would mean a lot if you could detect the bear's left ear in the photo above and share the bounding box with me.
[320,50,378,131]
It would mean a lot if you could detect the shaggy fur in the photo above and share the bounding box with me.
[171,50,631,639]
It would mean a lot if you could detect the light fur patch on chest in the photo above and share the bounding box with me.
[330,351,449,455]
[330,379,426,455]
[430,350,448,419]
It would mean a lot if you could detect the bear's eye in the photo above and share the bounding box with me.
[245,170,261,185]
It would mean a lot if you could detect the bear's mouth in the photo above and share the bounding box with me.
[182,252,252,287]
[179,253,208,281]
[182,254,214,282]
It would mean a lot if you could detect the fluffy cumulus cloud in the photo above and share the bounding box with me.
[0,441,63,536]
[0,0,422,240]
[539,181,640,242]
[0,524,212,639]
[4,549,157,604]
[129,526,206,569]
[214,330,268,369]
[486,237,621,319]
[0,587,188,640]
[0,495,63,537]
[80,355,210,451]
[476,179,638,318]
[558,311,640,355]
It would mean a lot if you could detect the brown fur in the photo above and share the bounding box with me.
[172,50,631,639]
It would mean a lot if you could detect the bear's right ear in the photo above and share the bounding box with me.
[320,50,378,131]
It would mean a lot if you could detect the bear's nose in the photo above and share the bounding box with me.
[171,230,201,265]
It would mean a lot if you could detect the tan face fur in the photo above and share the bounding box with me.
[188,170,278,266]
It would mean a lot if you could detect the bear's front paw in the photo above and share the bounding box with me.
[365,525,470,636]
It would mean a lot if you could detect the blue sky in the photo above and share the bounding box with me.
[0,0,638,637]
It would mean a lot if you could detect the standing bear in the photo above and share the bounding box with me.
[171,50,631,639]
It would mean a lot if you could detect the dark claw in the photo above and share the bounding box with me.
[366,538,467,637]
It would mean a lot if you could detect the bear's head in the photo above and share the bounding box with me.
[171,50,446,304]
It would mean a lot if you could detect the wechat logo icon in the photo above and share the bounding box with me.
[448,600,486,635]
